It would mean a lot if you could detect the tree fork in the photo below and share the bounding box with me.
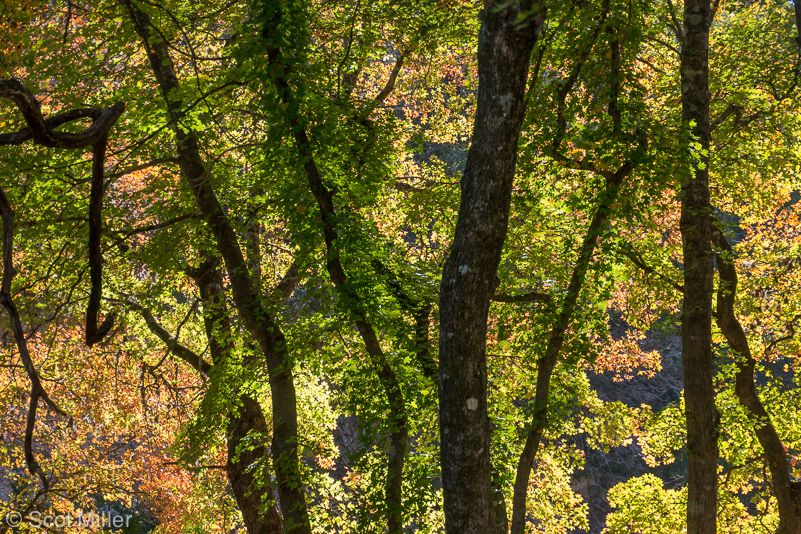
[121,2,311,532]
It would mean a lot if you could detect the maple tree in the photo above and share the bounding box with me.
[0,0,800,533]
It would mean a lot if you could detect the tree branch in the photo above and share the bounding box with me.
[491,291,553,303]
[85,136,115,346]
[622,244,684,293]
[0,184,66,494]
[119,298,212,375]
[0,79,124,149]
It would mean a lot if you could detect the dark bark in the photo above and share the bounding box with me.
[0,79,124,494]
[0,185,66,493]
[0,79,124,149]
[0,80,123,347]
[679,2,718,532]
[437,3,543,532]
[85,135,115,346]
[262,11,408,530]
[188,258,285,534]
[121,2,311,532]
[712,227,801,534]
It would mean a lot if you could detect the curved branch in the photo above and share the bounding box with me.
[622,244,684,293]
[0,79,124,347]
[0,185,65,493]
[510,146,643,534]
[119,298,212,375]
[0,79,124,149]
[712,225,801,533]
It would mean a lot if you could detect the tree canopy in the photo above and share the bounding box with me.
[1,0,801,533]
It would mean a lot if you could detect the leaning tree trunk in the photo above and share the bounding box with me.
[122,2,311,532]
[712,227,801,534]
[261,9,409,530]
[437,3,543,532]
[679,1,718,532]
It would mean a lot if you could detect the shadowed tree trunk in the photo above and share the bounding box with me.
[679,1,718,532]
[437,3,543,532]
[126,255,289,534]
[188,258,286,534]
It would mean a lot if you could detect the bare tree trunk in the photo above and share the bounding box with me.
[679,2,718,532]
[437,3,543,532]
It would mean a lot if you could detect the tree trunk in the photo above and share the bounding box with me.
[227,395,286,534]
[712,227,801,534]
[122,3,311,532]
[188,258,285,534]
[679,2,718,532]
[260,7,410,531]
[438,3,543,532]
[509,162,638,534]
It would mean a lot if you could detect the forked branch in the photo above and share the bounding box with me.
[0,78,124,347]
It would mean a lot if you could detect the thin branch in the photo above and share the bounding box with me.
[550,3,609,160]
[115,213,199,238]
[622,245,684,293]
[665,0,684,46]
[643,35,680,56]
[116,297,212,375]
[710,102,742,133]
[105,156,178,180]
[269,259,302,304]
[635,56,667,75]
[492,291,553,303]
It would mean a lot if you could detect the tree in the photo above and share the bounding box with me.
[1,0,801,532]
[677,0,718,532]
[437,3,543,531]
